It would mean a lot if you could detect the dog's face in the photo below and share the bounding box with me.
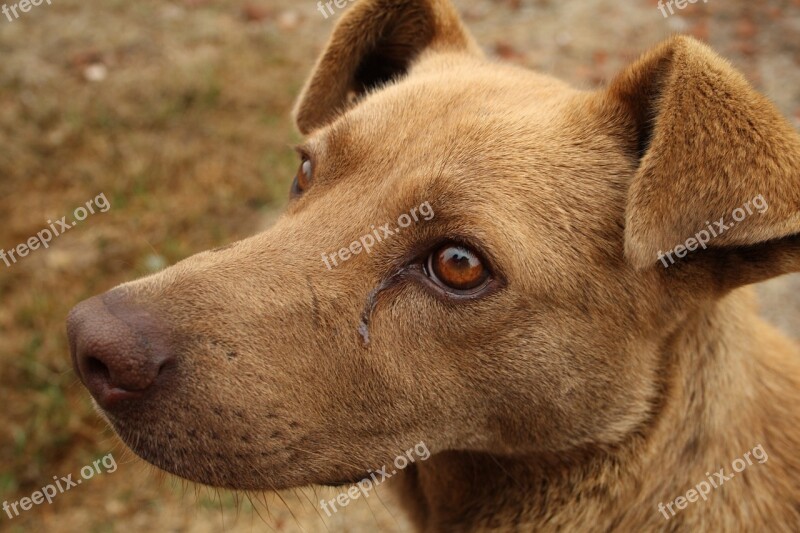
[67,0,800,491]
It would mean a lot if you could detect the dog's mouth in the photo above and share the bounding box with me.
[322,474,373,488]
[98,404,384,492]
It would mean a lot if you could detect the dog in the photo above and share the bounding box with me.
[66,0,800,530]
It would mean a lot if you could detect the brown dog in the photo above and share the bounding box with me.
[67,0,800,530]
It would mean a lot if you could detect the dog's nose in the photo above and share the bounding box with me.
[67,291,173,409]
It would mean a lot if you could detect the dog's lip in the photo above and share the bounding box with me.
[322,474,372,487]
[84,372,146,409]
[103,387,144,404]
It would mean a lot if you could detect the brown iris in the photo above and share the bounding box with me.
[291,158,312,197]
[427,243,489,292]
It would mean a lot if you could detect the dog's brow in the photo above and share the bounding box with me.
[295,131,330,158]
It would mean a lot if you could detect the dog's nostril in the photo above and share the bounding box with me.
[67,292,175,409]
[85,356,111,383]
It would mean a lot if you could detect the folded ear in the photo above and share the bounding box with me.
[607,36,800,285]
[293,0,481,134]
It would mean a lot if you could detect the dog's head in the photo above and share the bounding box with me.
[67,0,800,490]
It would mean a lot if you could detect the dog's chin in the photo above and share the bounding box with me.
[97,408,370,491]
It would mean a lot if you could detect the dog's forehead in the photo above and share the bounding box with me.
[309,57,618,219]
[313,58,590,195]
[341,58,575,146]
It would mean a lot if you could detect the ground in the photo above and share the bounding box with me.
[0,0,798,531]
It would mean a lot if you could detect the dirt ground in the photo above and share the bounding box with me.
[0,0,798,531]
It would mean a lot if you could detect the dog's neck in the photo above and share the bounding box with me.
[395,288,800,531]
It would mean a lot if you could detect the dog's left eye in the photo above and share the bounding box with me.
[291,157,313,197]
[425,243,490,293]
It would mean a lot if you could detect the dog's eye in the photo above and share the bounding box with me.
[426,243,490,293]
[291,157,313,197]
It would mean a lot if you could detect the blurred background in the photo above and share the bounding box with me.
[1,0,798,531]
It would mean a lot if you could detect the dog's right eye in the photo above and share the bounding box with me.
[291,157,313,197]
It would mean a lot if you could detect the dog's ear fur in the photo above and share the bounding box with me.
[294,0,481,134]
[606,36,800,285]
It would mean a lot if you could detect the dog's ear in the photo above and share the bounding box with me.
[293,0,481,134]
[606,36,800,286]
